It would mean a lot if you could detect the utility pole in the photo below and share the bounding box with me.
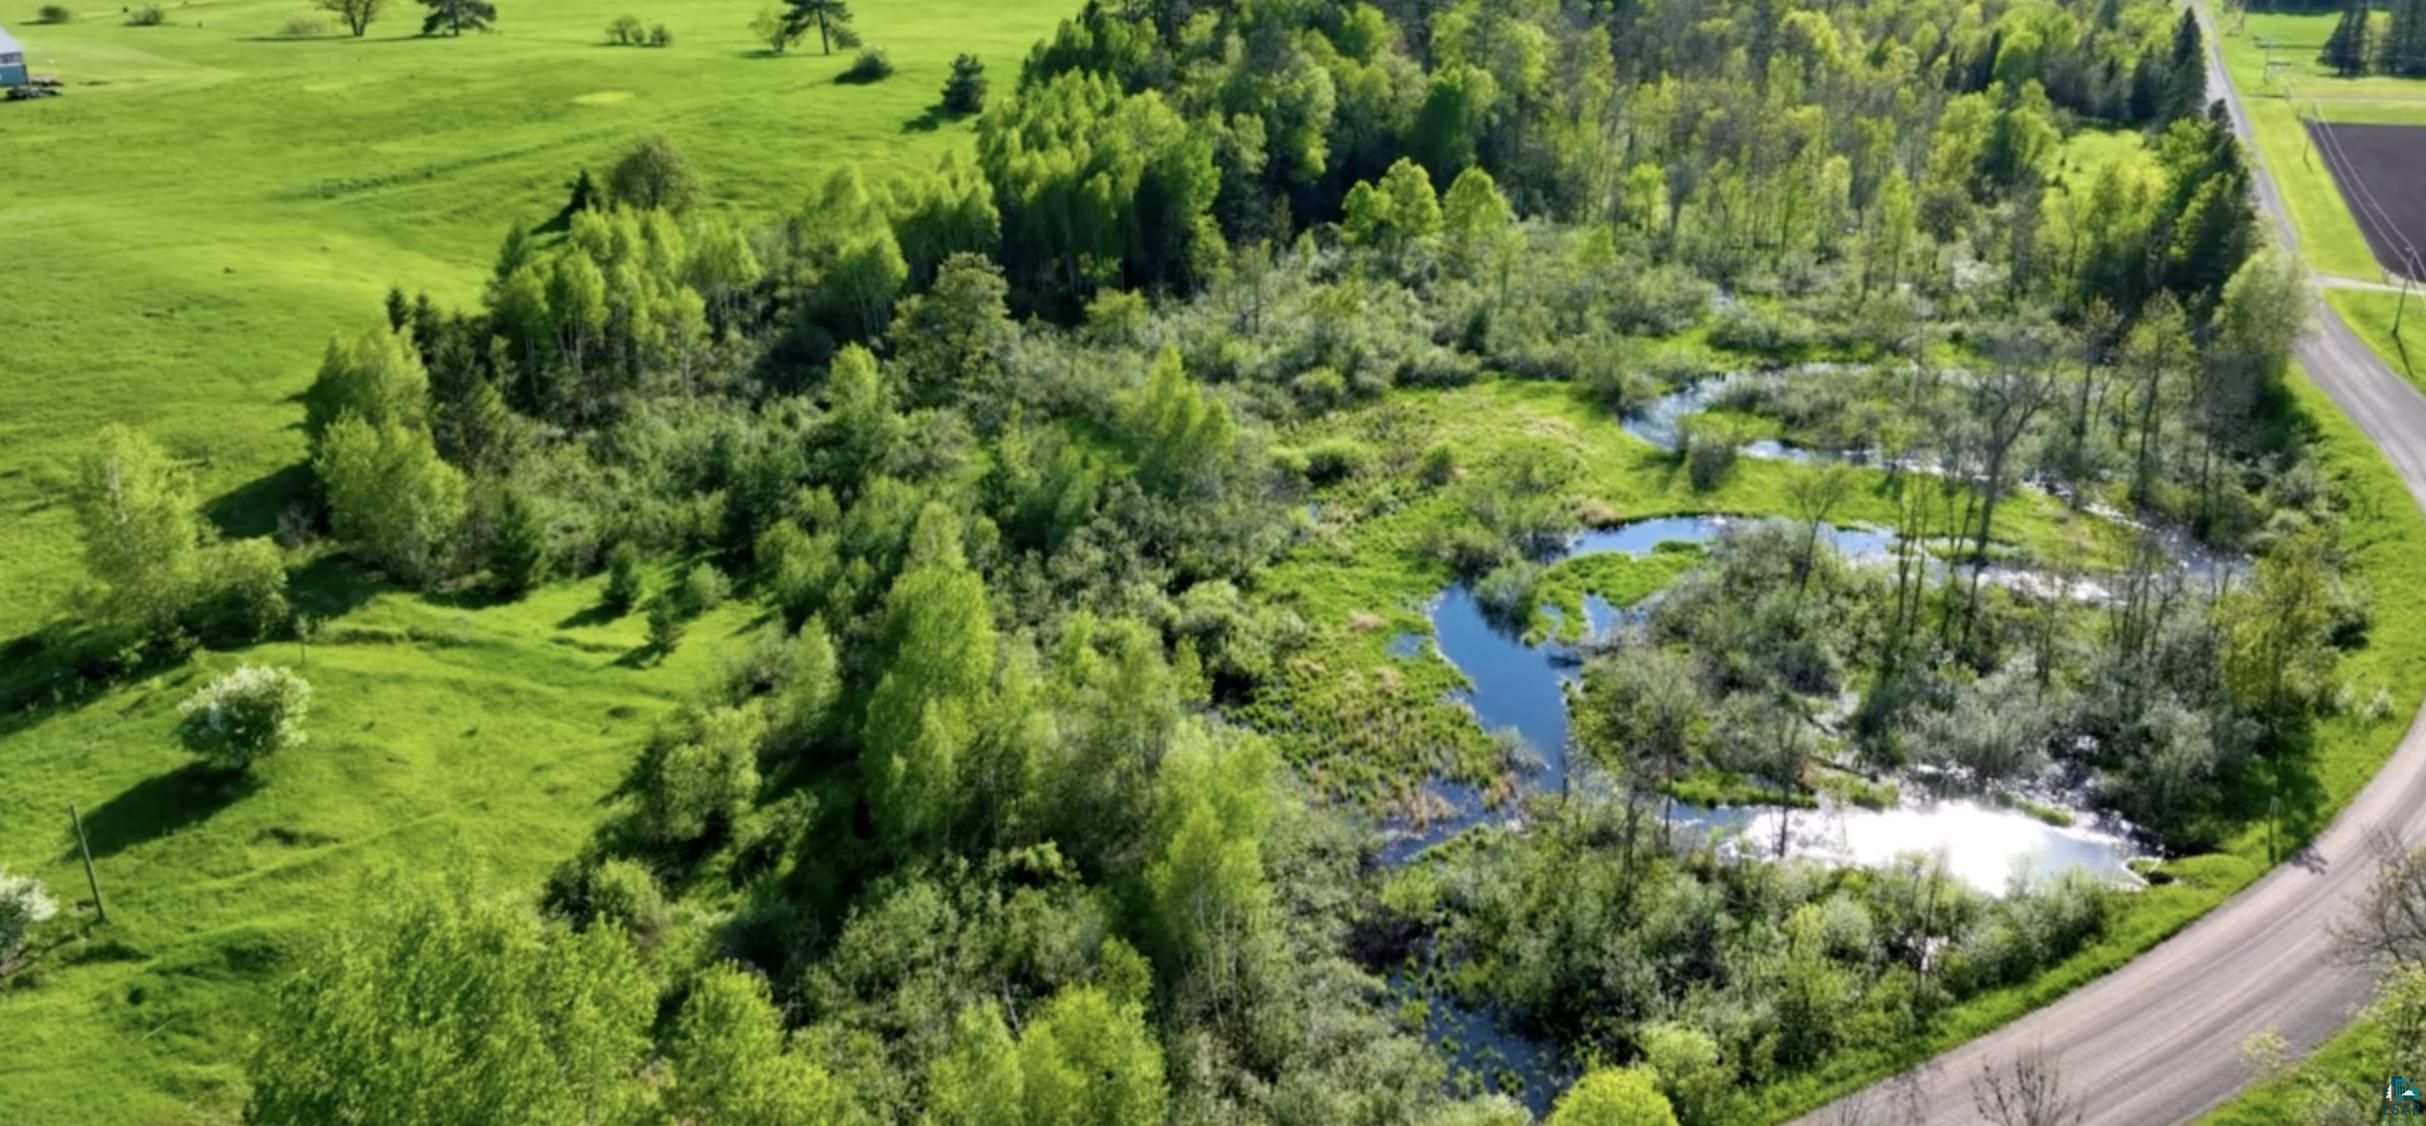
[69,803,106,924]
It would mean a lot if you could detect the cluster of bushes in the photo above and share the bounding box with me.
[1387,795,2111,1120]
[34,4,71,24]
[124,3,162,26]
[63,426,290,662]
[602,13,668,47]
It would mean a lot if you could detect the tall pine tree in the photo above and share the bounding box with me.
[2323,0,2374,77]
[2389,0,2426,77]
[2163,8,2210,123]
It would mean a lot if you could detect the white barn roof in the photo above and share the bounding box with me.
[0,26,22,56]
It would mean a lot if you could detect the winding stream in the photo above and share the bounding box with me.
[1383,516,2144,891]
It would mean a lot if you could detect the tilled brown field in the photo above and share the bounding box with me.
[2306,120,2426,280]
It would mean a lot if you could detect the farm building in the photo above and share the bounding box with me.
[0,25,26,89]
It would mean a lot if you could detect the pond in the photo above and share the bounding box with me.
[1385,516,2144,893]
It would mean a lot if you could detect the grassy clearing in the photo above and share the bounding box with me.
[1761,358,2426,1121]
[2210,8,2426,281]
[0,565,764,1122]
[0,0,1071,640]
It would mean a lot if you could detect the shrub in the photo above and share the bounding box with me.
[1475,561,1541,625]
[646,597,686,655]
[0,872,57,973]
[1680,421,1738,491]
[677,562,727,617]
[605,14,644,44]
[940,52,986,113]
[1290,366,1349,414]
[634,707,762,844]
[190,537,291,644]
[1707,300,1819,356]
[602,541,645,612]
[838,47,892,84]
[605,134,702,214]
[36,4,72,23]
[1301,437,1373,484]
[177,665,311,773]
[1418,442,1458,487]
[647,23,671,46]
[279,14,327,35]
[126,3,163,25]
[1547,1067,1677,1126]
[1574,340,1654,414]
[583,858,670,946]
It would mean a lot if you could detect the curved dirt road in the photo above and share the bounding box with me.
[1792,8,2426,1124]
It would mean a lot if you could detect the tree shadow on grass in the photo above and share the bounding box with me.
[286,553,385,624]
[2214,718,2330,857]
[558,600,627,630]
[76,763,262,861]
[202,463,313,542]
[902,106,966,134]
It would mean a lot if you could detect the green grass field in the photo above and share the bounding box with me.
[0,0,1069,641]
[2210,8,2426,281]
[0,2,1069,1119]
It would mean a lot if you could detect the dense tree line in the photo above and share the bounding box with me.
[2322,0,2426,77]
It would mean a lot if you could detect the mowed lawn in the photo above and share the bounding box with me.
[0,0,1073,640]
[0,2,1070,1121]
[2210,8,2426,280]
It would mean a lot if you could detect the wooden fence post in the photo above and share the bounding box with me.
[69,803,105,924]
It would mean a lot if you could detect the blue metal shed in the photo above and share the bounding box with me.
[0,26,27,89]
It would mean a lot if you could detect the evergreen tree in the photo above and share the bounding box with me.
[941,53,987,114]
[2322,0,2374,77]
[418,0,495,36]
[780,0,852,56]
[488,486,549,596]
[2390,0,2426,77]
[2163,8,2209,123]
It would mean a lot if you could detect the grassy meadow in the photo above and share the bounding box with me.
[0,0,1072,640]
[2209,7,2426,281]
[0,1,1071,1119]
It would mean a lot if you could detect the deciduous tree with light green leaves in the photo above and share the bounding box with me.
[662,963,849,1123]
[246,885,655,1125]
[863,503,996,855]
[315,415,467,585]
[1015,986,1168,1126]
[1146,720,1278,1011]
[1545,1067,1678,1126]
[70,424,200,633]
[302,327,428,460]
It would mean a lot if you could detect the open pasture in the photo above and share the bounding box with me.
[0,0,1070,639]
